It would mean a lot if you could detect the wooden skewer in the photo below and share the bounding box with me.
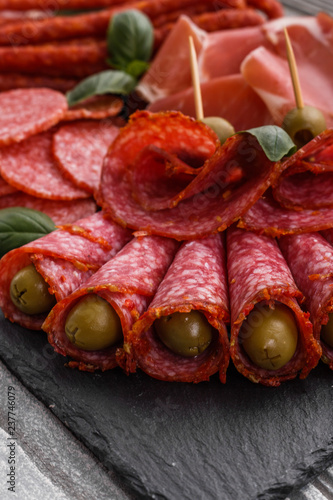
[188,35,204,121]
[284,27,304,110]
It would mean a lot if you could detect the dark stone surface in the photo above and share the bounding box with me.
[1,310,333,500]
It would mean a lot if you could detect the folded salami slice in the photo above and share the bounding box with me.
[0,88,67,146]
[279,232,333,369]
[0,192,96,224]
[53,120,119,194]
[238,189,333,237]
[227,226,321,386]
[43,235,179,372]
[0,130,90,200]
[127,234,230,383]
[0,212,132,330]
[97,110,281,240]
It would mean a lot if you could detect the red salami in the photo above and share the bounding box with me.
[0,73,79,92]
[127,234,230,383]
[53,120,119,194]
[0,211,132,330]
[0,174,17,197]
[0,88,67,146]
[227,226,321,386]
[43,235,179,372]
[97,110,281,240]
[63,96,124,122]
[0,131,90,200]
[279,232,333,369]
[0,192,96,224]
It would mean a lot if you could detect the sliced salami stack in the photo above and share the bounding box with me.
[43,235,179,372]
[0,212,132,330]
[227,226,321,386]
[279,232,333,369]
[128,234,230,383]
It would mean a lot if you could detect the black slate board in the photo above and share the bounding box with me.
[1,310,333,500]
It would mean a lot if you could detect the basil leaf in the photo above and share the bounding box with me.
[126,60,150,79]
[66,70,136,106]
[241,125,297,161]
[107,10,153,71]
[0,207,56,258]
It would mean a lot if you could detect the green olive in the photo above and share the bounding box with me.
[65,294,123,351]
[239,303,298,370]
[321,314,333,348]
[201,116,235,144]
[10,264,56,315]
[154,310,213,357]
[282,105,326,148]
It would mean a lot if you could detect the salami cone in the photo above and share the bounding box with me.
[279,231,333,369]
[128,234,230,383]
[227,226,321,386]
[0,212,132,330]
[43,235,179,372]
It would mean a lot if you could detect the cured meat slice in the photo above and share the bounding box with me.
[147,74,274,131]
[127,234,230,383]
[0,211,132,330]
[43,235,179,372]
[96,110,281,240]
[53,120,119,194]
[0,131,90,200]
[0,192,96,225]
[272,129,333,210]
[0,73,78,92]
[0,174,17,196]
[279,232,333,369]
[63,95,123,122]
[0,88,67,146]
[227,226,321,386]
[238,190,333,237]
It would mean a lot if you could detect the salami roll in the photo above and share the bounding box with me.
[127,234,230,383]
[0,131,90,200]
[0,212,132,330]
[279,232,333,369]
[0,88,67,147]
[0,192,97,225]
[43,235,179,372]
[227,226,321,386]
[97,110,281,240]
[52,120,119,194]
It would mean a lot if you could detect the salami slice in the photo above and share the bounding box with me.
[43,235,179,372]
[0,211,132,330]
[0,88,67,146]
[97,110,281,240]
[227,226,321,386]
[0,131,90,200]
[279,232,333,369]
[53,120,119,194]
[0,192,96,224]
[127,234,230,383]
[238,189,333,237]
[63,95,123,122]
[0,174,17,196]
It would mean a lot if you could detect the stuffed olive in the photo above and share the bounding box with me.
[64,294,123,351]
[239,303,298,370]
[321,314,333,348]
[10,264,56,315]
[282,105,326,149]
[154,310,213,357]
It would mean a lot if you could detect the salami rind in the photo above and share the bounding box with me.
[0,131,90,200]
[53,120,119,194]
[0,88,67,146]
[279,232,333,369]
[0,212,132,330]
[97,110,281,240]
[127,234,230,383]
[43,235,179,372]
[227,226,321,386]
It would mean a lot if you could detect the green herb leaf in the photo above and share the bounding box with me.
[0,207,56,258]
[126,60,150,79]
[241,125,297,161]
[66,70,136,106]
[107,10,153,72]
